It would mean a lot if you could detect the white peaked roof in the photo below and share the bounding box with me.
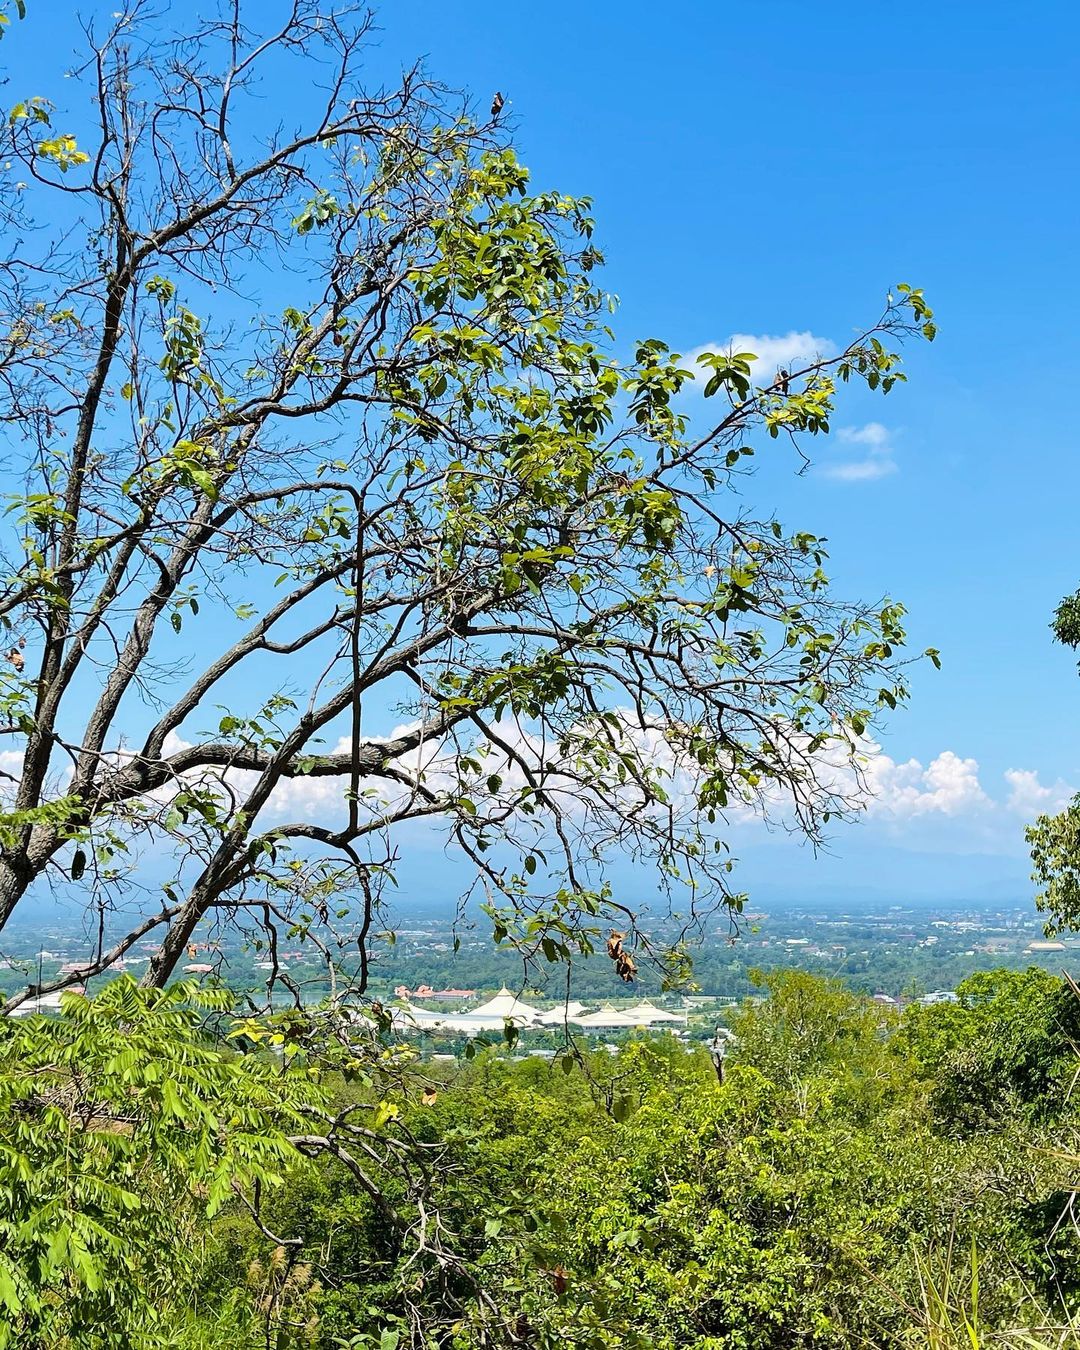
[624,1000,687,1025]
[537,1001,588,1025]
[391,1002,530,1034]
[471,987,541,1024]
[571,1004,641,1029]
[391,1002,441,1029]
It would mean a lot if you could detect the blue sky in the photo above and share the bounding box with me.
[14,1,1080,906]
[366,0,1080,899]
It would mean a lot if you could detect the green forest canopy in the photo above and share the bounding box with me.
[3,968,1080,1347]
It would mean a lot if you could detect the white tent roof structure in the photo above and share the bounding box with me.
[470,987,541,1025]
[537,1001,588,1025]
[390,992,687,1038]
[391,1002,442,1030]
[392,1002,532,1034]
[623,1000,687,1025]
[571,1005,641,1029]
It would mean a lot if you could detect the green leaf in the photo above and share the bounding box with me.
[0,1257,24,1314]
[612,1095,632,1122]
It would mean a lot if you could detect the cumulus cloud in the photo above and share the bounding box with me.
[684,330,838,386]
[0,749,24,805]
[260,724,443,821]
[121,720,1080,864]
[844,749,1079,858]
[1003,767,1075,818]
[866,749,991,819]
[818,422,898,483]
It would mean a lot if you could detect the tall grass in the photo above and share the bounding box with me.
[908,1240,1080,1350]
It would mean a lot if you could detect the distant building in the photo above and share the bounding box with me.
[392,990,687,1037]
[537,1001,588,1025]
[410,984,477,1001]
[621,1000,687,1026]
[60,959,125,975]
[572,1006,640,1029]
[9,985,84,1016]
[393,986,541,1034]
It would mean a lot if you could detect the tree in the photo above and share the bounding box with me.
[0,2,936,1012]
[0,976,499,1347]
[1027,594,1080,933]
[0,978,324,1346]
[9,976,1075,1348]
[730,969,899,1110]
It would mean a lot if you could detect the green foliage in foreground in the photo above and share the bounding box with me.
[3,970,1080,1348]
[1028,589,1080,938]
[0,979,325,1347]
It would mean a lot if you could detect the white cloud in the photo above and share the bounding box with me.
[820,458,897,483]
[867,749,991,819]
[257,727,1074,872]
[850,749,1078,853]
[684,330,837,386]
[839,422,891,450]
[1003,767,1075,817]
[263,725,440,820]
[0,749,24,805]
[679,336,900,484]
[127,721,1080,864]
[818,421,898,483]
